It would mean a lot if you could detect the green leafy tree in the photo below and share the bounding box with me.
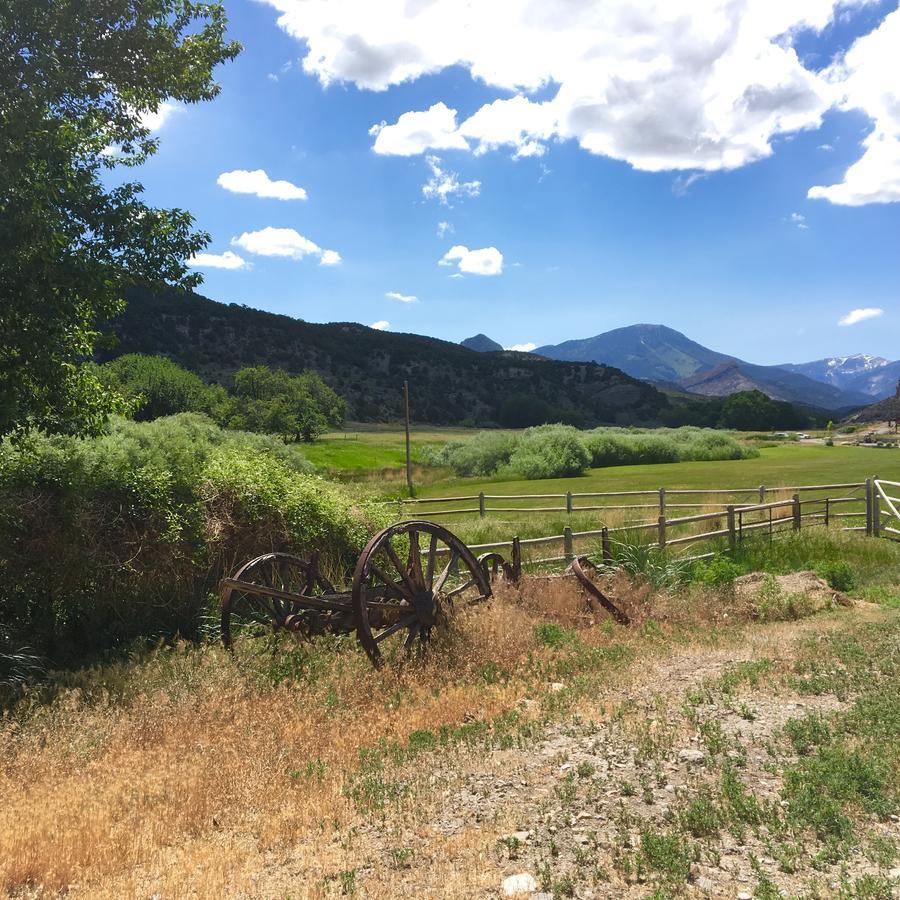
[717,390,809,431]
[0,0,240,439]
[231,366,346,442]
[99,353,230,421]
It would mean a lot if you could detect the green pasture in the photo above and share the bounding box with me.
[416,444,899,499]
[301,424,479,472]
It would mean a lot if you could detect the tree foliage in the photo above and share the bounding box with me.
[0,0,240,439]
[98,355,347,441]
[230,366,346,442]
[99,353,228,420]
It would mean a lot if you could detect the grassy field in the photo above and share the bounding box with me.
[417,444,900,499]
[306,427,899,493]
[302,424,477,474]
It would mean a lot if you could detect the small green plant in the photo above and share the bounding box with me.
[679,789,723,838]
[637,829,693,887]
[534,622,576,648]
[388,847,414,869]
[815,560,856,593]
[619,779,636,797]
[784,713,831,755]
[694,555,742,586]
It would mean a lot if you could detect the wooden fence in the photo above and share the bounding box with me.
[395,482,868,520]
[403,477,898,570]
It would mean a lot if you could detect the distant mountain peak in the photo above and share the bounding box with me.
[780,355,898,400]
[535,324,873,410]
[460,333,503,352]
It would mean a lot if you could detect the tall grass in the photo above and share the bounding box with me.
[427,424,758,479]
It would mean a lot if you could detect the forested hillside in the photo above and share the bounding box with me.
[102,289,669,426]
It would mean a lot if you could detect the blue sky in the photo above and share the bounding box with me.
[133,0,898,365]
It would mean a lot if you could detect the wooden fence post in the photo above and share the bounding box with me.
[511,536,521,582]
[657,514,667,549]
[758,484,766,503]
[658,487,666,517]
[601,527,612,564]
[824,497,830,527]
[566,491,573,514]
[865,478,873,535]
[726,505,736,553]
[792,493,801,530]
[873,475,881,538]
[478,491,486,518]
[563,526,574,562]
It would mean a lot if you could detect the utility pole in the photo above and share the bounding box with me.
[403,380,414,497]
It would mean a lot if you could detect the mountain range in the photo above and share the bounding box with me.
[778,355,900,399]
[106,289,668,426]
[465,325,896,411]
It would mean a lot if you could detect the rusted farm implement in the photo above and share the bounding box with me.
[220,520,628,668]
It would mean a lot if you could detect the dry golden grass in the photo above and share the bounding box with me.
[0,574,861,899]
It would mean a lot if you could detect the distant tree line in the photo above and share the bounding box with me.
[662,390,814,431]
[97,354,345,442]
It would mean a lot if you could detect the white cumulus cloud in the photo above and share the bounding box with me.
[838,307,884,326]
[437,220,453,238]
[262,0,882,178]
[808,9,900,205]
[369,102,468,156]
[217,169,308,200]
[439,244,503,276]
[422,156,480,205]
[386,291,417,303]
[370,320,390,330]
[187,250,248,270]
[505,342,536,352]
[139,101,179,132]
[231,227,339,264]
[790,212,809,229]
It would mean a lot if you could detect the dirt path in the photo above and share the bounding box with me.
[246,611,898,899]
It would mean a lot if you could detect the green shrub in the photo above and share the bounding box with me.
[815,560,856,593]
[99,354,228,422]
[693,555,743,586]
[429,425,757,479]
[424,430,517,476]
[0,415,385,667]
[505,425,591,479]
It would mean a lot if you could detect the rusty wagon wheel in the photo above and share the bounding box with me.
[478,551,514,584]
[352,521,492,668]
[221,552,338,651]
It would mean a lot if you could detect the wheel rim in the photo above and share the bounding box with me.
[352,521,491,667]
[221,552,336,651]
[477,551,513,584]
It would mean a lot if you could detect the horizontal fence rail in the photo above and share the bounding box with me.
[398,478,893,572]
[391,482,869,523]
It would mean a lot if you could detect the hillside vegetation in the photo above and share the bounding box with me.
[102,288,668,427]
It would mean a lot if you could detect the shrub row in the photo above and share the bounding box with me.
[0,414,386,667]
[426,424,758,479]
